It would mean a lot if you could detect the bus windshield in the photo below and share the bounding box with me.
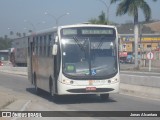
[61,27,118,79]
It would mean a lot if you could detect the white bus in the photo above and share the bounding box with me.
[28,24,120,100]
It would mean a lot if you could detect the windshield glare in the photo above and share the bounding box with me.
[62,36,118,79]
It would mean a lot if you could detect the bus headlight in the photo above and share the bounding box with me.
[70,80,74,84]
[111,78,119,84]
[62,79,74,85]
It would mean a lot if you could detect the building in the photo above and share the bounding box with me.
[144,21,160,34]
[119,34,160,66]
[117,21,160,66]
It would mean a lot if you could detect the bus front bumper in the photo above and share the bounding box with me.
[57,81,119,95]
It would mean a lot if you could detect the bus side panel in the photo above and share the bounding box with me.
[35,56,54,92]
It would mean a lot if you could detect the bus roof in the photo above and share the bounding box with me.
[27,24,117,37]
[28,27,57,36]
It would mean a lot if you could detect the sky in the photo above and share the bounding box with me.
[0,0,160,37]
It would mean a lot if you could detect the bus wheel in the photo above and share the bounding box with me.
[50,87,59,101]
[34,74,41,95]
[49,78,58,101]
[100,94,109,101]
[49,77,54,96]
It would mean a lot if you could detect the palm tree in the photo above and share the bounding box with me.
[10,31,14,36]
[111,0,157,69]
[89,11,108,24]
[9,31,14,39]
[4,35,8,39]
[23,33,26,37]
[16,32,22,37]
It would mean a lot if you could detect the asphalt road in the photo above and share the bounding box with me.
[0,72,160,120]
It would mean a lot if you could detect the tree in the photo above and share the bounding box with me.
[16,32,22,37]
[10,31,14,36]
[23,33,26,37]
[110,0,157,69]
[4,35,8,39]
[98,11,108,24]
[89,11,108,25]
[28,30,33,33]
[0,37,11,50]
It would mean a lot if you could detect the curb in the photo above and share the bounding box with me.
[120,68,160,73]
[120,70,160,75]
[120,83,160,100]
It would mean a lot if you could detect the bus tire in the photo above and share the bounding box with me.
[34,73,41,95]
[49,77,54,96]
[49,77,59,101]
[31,73,34,84]
[100,94,109,101]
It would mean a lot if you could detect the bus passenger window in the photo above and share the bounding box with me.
[40,36,42,56]
[44,35,47,56]
[47,35,52,57]
[36,37,38,55]
[33,37,35,54]
[28,38,30,56]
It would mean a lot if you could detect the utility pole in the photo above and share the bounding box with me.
[45,12,70,28]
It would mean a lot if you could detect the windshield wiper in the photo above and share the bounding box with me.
[97,36,105,49]
[73,37,86,52]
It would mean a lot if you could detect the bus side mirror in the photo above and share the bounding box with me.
[52,44,58,55]
[55,36,58,43]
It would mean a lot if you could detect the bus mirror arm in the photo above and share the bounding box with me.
[52,44,58,55]
[55,36,58,43]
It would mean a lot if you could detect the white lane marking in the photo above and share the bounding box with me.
[11,100,31,120]
[20,100,31,111]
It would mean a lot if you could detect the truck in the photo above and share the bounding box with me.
[10,36,28,66]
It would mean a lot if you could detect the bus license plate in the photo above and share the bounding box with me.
[86,87,96,91]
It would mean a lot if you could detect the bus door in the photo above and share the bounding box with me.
[53,50,57,94]
[53,36,61,94]
[28,37,34,84]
